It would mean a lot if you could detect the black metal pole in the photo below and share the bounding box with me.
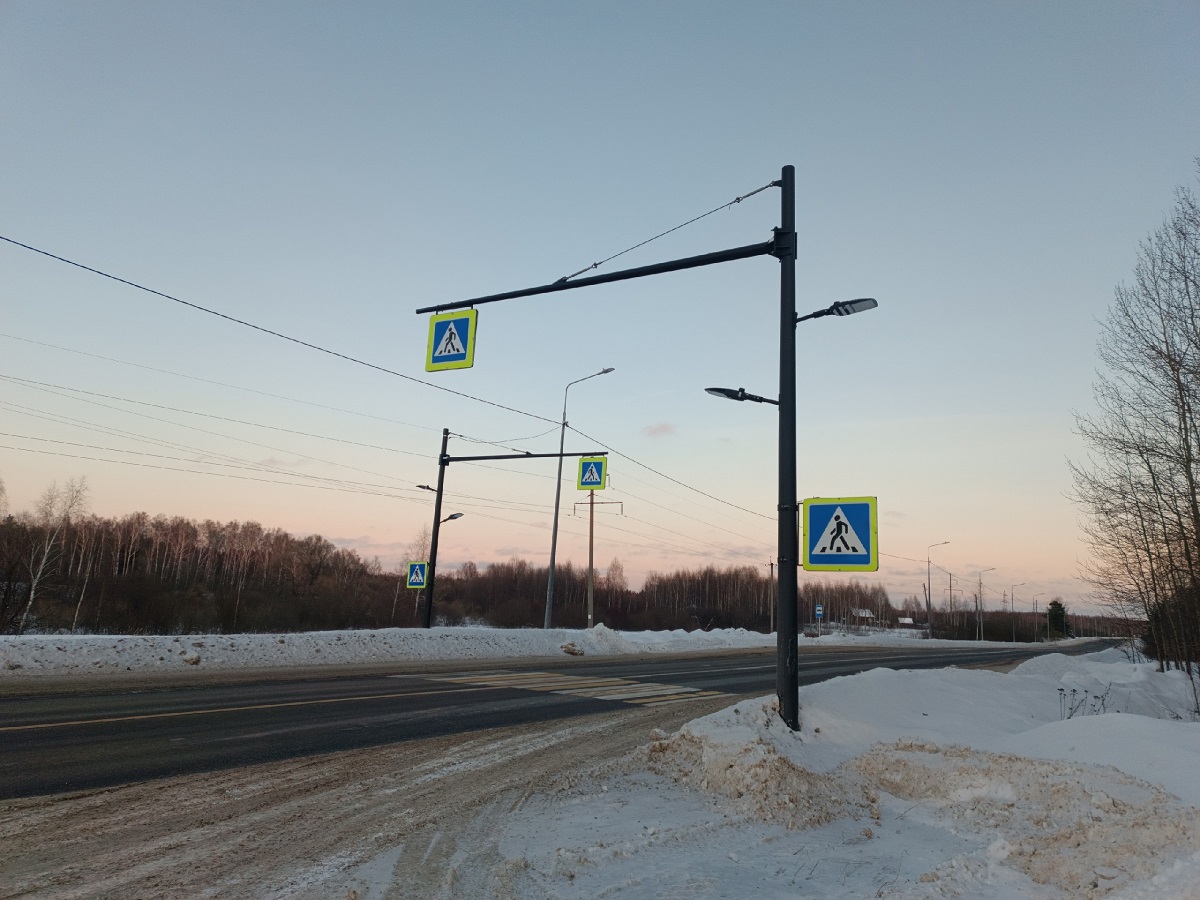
[415,241,775,314]
[423,427,450,628]
[776,165,800,730]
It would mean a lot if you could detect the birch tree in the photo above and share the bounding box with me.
[19,477,89,633]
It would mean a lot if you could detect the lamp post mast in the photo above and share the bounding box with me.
[422,427,450,629]
[776,165,799,730]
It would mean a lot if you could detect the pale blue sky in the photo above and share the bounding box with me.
[2,2,1199,612]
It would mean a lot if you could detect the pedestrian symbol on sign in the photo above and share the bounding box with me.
[820,513,861,553]
[432,322,464,358]
[815,508,865,554]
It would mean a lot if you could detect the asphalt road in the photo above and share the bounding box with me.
[0,641,1107,800]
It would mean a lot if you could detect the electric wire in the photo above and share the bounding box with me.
[0,331,442,433]
[0,375,432,458]
[0,236,558,425]
[0,399,434,499]
[450,426,562,451]
[567,424,772,521]
[1,382,425,488]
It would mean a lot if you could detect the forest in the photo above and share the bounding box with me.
[1,475,1116,642]
[1,476,901,635]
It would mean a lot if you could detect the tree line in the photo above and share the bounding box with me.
[1,477,388,634]
[1072,161,1200,708]
[2,476,905,635]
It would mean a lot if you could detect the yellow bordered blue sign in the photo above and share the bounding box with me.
[577,456,606,490]
[426,309,478,372]
[406,561,428,589]
[803,496,878,572]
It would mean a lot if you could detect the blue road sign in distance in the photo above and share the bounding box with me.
[803,497,878,572]
[815,604,824,618]
[407,561,428,589]
[577,456,606,490]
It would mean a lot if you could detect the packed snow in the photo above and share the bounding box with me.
[3,627,1198,897]
[493,645,1200,899]
[0,623,783,676]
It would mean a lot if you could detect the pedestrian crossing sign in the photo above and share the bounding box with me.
[425,309,478,372]
[577,456,607,490]
[803,497,878,572]
[407,561,428,589]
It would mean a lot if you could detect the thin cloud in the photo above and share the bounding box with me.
[642,423,677,438]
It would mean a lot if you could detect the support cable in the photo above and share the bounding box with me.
[556,181,777,283]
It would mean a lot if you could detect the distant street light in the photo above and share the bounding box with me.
[1010,583,1025,643]
[545,367,615,628]
[927,541,949,637]
[706,293,878,729]
[1033,592,1047,642]
[977,567,996,640]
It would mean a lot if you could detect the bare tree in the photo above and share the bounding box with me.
[1072,161,1200,703]
[19,477,89,633]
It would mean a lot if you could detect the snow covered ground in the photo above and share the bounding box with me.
[0,622,952,677]
[494,645,1200,899]
[3,627,1198,897]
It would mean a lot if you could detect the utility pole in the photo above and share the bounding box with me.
[572,494,621,629]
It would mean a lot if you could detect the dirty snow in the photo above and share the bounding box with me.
[3,626,1198,897]
[0,622,781,677]
[495,646,1200,898]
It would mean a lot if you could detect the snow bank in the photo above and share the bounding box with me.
[0,623,1052,679]
[0,623,780,678]
[631,651,1200,897]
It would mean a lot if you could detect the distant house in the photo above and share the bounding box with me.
[850,608,875,627]
[897,617,915,627]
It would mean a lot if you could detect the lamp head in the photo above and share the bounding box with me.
[831,298,878,317]
[705,386,745,401]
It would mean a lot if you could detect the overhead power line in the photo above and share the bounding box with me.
[0,331,441,433]
[0,236,557,425]
[567,424,772,521]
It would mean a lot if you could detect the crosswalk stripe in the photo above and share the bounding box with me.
[632,691,726,705]
[421,671,727,707]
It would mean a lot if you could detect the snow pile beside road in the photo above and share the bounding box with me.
[0,623,779,677]
[0,623,1038,679]
[502,649,1200,898]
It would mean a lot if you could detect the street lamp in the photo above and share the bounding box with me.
[1033,592,1046,642]
[703,386,779,405]
[705,292,878,730]
[545,367,615,628]
[977,567,995,640]
[1010,583,1025,643]
[927,541,949,637]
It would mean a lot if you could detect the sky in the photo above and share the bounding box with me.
[2,2,1200,613]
